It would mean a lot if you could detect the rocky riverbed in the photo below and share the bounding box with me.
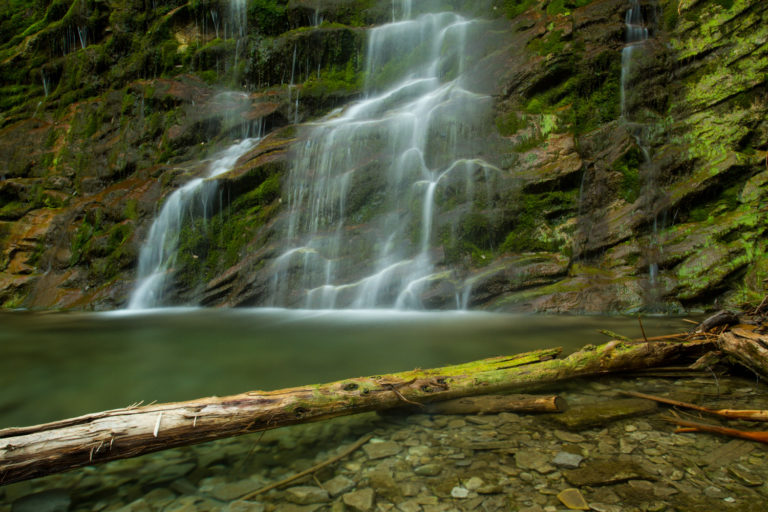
[3,372,768,512]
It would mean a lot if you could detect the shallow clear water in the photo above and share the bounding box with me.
[0,309,689,429]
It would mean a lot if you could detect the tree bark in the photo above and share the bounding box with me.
[0,339,709,486]
[718,328,768,378]
[422,394,566,415]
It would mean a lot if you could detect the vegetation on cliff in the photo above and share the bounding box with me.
[0,0,766,312]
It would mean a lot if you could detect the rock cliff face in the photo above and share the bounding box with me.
[0,0,766,312]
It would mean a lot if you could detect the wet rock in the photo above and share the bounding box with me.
[550,399,658,430]
[323,475,356,497]
[363,440,402,460]
[284,486,330,505]
[515,449,556,474]
[224,501,266,512]
[450,486,469,499]
[368,471,401,501]
[413,464,442,476]
[464,477,484,491]
[728,464,763,487]
[552,451,583,469]
[342,488,375,512]
[556,488,589,510]
[554,430,585,443]
[11,490,71,512]
[563,459,651,487]
[210,478,263,501]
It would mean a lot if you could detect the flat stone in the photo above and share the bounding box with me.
[413,464,442,476]
[210,479,262,501]
[363,441,402,460]
[554,430,585,443]
[285,486,330,505]
[557,488,589,510]
[11,490,71,512]
[368,471,401,501]
[728,464,763,486]
[552,451,583,469]
[703,440,754,469]
[465,477,485,491]
[342,488,374,512]
[450,487,469,499]
[323,475,356,497]
[563,459,651,487]
[224,501,266,512]
[550,399,657,431]
[516,449,556,474]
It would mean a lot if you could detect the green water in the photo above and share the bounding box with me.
[0,309,690,430]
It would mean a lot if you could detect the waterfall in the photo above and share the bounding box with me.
[620,1,663,298]
[620,0,649,118]
[268,9,496,309]
[129,137,260,309]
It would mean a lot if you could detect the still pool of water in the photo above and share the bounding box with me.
[0,309,690,430]
[8,310,765,512]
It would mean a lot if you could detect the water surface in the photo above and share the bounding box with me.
[0,309,690,429]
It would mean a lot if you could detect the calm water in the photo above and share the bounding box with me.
[0,309,691,430]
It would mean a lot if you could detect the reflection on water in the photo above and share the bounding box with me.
[0,309,690,429]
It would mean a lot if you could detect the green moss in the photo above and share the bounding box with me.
[496,112,529,136]
[502,0,537,18]
[528,30,565,56]
[612,147,644,203]
[302,60,363,98]
[501,189,577,254]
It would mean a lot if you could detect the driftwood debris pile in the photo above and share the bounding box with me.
[2,304,768,487]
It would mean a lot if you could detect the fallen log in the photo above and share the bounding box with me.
[718,328,768,378]
[421,394,567,415]
[0,339,710,486]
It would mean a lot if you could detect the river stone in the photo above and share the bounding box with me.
[210,478,262,501]
[413,463,442,476]
[557,488,589,510]
[323,475,356,496]
[554,430,586,443]
[550,398,657,430]
[450,486,469,499]
[363,440,402,459]
[465,477,485,491]
[552,451,583,469]
[728,464,763,486]
[224,501,266,512]
[368,470,401,501]
[342,488,374,512]
[284,486,330,505]
[11,490,71,512]
[515,449,556,474]
[563,459,650,486]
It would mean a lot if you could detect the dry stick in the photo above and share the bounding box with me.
[239,434,373,500]
[666,417,768,444]
[622,390,768,422]
[638,317,649,344]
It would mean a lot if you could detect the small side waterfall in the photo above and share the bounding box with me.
[268,8,496,309]
[620,0,649,118]
[129,137,259,309]
[620,1,663,299]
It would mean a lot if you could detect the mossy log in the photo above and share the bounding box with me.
[0,340,710,486]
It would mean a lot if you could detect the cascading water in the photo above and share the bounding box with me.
[268,6,497,309]
[620,1,663,298]
[620,0,649,118]
[129,136,260,309]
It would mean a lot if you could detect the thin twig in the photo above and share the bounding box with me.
[638,316,649,344]
[238,434,373,500]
